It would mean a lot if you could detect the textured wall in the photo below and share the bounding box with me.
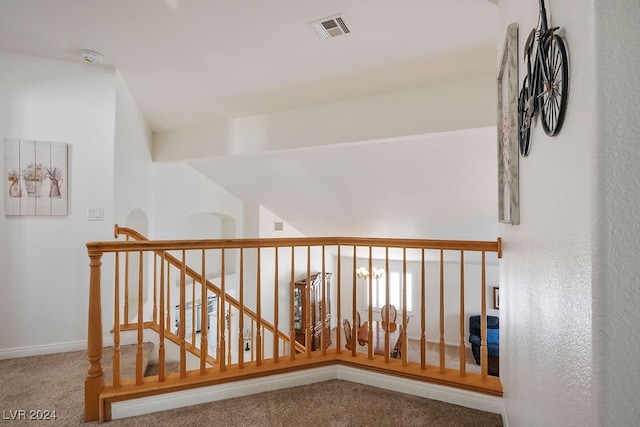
[592,1,640,425]
[498,0,594,425]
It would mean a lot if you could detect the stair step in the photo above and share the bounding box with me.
[101,342,154,383]
[144,361,180,377]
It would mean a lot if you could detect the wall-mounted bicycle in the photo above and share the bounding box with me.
[518,0,569,157]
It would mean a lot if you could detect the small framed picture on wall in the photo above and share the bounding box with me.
[493,287,500,309]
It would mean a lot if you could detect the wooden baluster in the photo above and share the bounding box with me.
[402,248,407,366]
[238,249,245,368]
[84,250,104,422]
[262,325,266,360]
[179,250,187,379]
[439,249,446,373]
[251,320,256,362]
[152,255,157,327]
[481,251,488,380]
[306,247,311,358]
[367,247,373,360]
[273,247,279,362]
[136,251,144,385]
[321,246,327,356]
[459,250,467,376]
[113,253,121,388]
[238,306,248,368]
[420,249,426,370]
[200,249,207,375]
[256,248,262,366]
[159,252,166,382]
[384,247,390,362]
[351,246,357,357]
[217,249,228,371]
[227,306,233,367]
[336,245,342,354]
[124,249,129,326]
[290,246,295,361]
[238,278,245,368]
[191,277,196,344]
[166,265,171,338]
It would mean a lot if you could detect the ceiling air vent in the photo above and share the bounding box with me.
[310,14,351,40]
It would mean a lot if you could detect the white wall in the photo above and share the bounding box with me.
[113,71,153,225]
[497,1,594,425]
[153,74,495,161]
[230,76,495,155]
[150,163,244,240]
[0,52,116,352]
[592,1,640,425]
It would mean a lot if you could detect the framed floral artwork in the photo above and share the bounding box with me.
[4,139,68,216]
[497,23,520,225]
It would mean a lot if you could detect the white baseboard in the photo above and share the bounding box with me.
[111,365,504,420]
[336,366,504,415]
[0,335,113,360]
[0,340,84,360]
[111,366,337,419]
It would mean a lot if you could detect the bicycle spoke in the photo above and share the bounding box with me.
[552,63,560,83]
[552,51,561,81]
[550,40,558,72]
[545,94,552,114]
[555,79,563,97]
[552,94,558,126]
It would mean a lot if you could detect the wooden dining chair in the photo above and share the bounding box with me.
[356,311,361,331]
[381,304,397,324]
[343,318,352,350]
[391,331,402,359]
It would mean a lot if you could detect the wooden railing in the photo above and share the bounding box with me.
[85,226,502,421]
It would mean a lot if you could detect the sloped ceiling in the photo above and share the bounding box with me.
[189,127,498,240]
[0,1,500,239]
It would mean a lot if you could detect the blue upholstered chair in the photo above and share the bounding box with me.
[468,315,499,365]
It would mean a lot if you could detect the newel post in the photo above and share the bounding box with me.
[85,248,104,422]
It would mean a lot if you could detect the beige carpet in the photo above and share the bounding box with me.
[0,344,502,426]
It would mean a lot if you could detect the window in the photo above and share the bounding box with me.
[366,271,413,313]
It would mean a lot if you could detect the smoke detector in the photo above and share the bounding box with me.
[80,49,103,64]
[310,14,351,39]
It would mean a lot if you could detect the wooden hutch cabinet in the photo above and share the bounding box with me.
[293,272,332,351]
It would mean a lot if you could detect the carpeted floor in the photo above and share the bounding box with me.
[0,345,502,426]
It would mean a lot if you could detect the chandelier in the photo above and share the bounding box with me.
[356,267,384,279]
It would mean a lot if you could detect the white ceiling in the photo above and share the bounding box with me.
[0,0,500,240]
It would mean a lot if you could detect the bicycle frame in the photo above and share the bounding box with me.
[518,0,568,156]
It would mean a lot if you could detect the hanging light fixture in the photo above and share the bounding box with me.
[356,267,384,279]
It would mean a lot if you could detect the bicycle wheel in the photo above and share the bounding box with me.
[518,77,532,157]
[538,33,569,136]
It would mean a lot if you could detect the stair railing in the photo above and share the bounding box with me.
[85,227,502,422]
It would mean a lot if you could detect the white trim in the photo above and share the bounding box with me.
[111,365,504,420]
[0,335,114,360]
[111,366,336,419]
[336,366,503,415]
[0,340,83,359]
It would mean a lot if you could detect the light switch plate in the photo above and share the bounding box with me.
[87,207,104,221]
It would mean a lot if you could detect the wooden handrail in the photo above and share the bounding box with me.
[101,225,503,254]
